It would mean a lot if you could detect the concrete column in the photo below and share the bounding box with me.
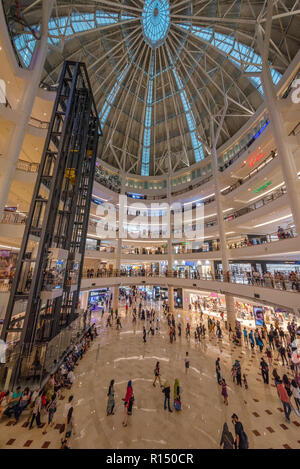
[257,27,300,235]
[225,294,236,329]
[210,126,230,276]
[115,237,122,275]
[167,238,173,276]
[210,261,215,278]
[112,285,119,312]
[0,0,54,219]
[167,172,173,277]
[210,116,236,326]
[168,285,174,312]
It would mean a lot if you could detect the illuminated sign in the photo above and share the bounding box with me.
[249,151,266,168]
[253,181,271,194]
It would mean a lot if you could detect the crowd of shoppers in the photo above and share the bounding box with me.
[0,325,97,448]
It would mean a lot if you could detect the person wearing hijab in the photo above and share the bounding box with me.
[174,379,180,401]
[122,380,133,426]
[220,422,234,449]
[174,378,181,411]
[106,379,115,416]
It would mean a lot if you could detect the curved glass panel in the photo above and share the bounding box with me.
[142,0,170,48]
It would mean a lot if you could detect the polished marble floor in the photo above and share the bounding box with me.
[1,298,299,449]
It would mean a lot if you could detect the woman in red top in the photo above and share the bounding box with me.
[122,381,133,427]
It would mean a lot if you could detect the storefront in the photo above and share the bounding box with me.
[173,261,212,278]
[88,288,110,311]
[183,288,297,330]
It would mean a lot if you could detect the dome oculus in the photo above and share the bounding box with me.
[142,0,170,48]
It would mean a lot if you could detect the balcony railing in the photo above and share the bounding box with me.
[81,269,300,293]
[221,150,277,196]
[16,159,39,173]
[1,211,27,225]
[28,116,49,130]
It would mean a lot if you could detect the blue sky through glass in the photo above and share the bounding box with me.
[179,24,282,93]
[141,57,154,175]
[142,0,170,48]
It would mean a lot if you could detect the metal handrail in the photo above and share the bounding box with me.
[16,159,39,173]
[28,116,49,129]
[80,269,300,293]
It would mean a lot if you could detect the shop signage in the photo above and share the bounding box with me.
[249,151,266,168]
[253,181,271,194]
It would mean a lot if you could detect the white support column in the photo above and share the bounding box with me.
[0,0,54,219]
[168,286,174,312]
[112,285,119,313]
[210,114,230,277]
[225,294,236,329]
[113,236,122,313]
[167,171,173,277]
[210,108,236,327]
[115,237,122,274]
[257,19,300,235]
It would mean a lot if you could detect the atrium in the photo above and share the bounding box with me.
[0,0,299,453]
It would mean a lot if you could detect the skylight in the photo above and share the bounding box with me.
[142,0,170,48]
[170,57,205,163]
[13,11,133,68]
[99,65,129,128]
[141,57,154,176]
[179,24,282,94]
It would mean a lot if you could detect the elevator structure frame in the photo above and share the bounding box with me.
[0,61,100,388]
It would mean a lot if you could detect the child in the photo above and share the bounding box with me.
[185,352,190,374]
[243,374,248,390]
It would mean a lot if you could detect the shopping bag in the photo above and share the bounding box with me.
[174,399,181,411]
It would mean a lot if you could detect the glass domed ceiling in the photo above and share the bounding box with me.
[142,0,170,48]
[7,0,297,176]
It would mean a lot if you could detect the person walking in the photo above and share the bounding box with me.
[64,406,75,448]
[153,362,162,387]
[235,360,242,387]
[249,330,254,349]
[231,414,249,449]
[143,326,147,343]
[279,344,289,366]
[42,393,57,435]
[276,379,292,423]
[266,347,273,367]
[221,379,228,406]
[162,380,172,412]
[242,374,248,389]
[220,423,234,449]
[243,327,248,345]
[184,352,190,375]
[122,380,134,427]
[257,335,264,353]
[106,380,115,416]
[29,391,43,430]
[291,379,300,412]
[260,358,269,384]
[216,358,222,385]
[282,374,292,398]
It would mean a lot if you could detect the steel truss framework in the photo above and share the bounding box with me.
[3,0,300,176]
[0,61,100,389]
